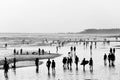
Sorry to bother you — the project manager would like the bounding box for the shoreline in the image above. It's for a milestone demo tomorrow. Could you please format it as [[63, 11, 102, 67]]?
[[0, 53, 62, 69]]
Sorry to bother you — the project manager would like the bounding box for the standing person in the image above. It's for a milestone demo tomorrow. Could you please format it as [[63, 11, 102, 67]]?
[[113, 48, 115, 54], [81, 58, 88, 71], [104, 53, 107, 66], [75, 55, 79, 69], [69, 57, 73, 69], [89, 58, 93, 71], [70, 46, 73, 52], [20, 48, 23, 55], [46, 59, 51, 73], [42, 49, 44, 55], [5, 43, 7, 48], [13, 57, 16, 69], [108, 53, 111, 66], [13, 49, 16, 55], [51, 60, 56, 72], [95, 42, 97, 48], [110, 48, 112, 54], [62, 57, 67, 68], [35, 58, 39, 72], [67, 57, 70, 69], [73, 46, 76, 52], [111, 53, 115, 67], [3, 57, 9, 77], [56, 46, 58, 53], [38, 48, 41, 55], [90, 44, 92, 50]]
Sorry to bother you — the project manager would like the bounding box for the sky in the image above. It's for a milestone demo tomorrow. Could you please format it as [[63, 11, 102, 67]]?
[[0, 0, 120, 33]]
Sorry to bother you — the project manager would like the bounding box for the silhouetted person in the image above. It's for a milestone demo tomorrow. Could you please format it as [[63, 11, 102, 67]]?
[[5, 43, 7, 48], [89, 58, 93, 71], [110, 48, 112, 54], [13, 49, 16, 55], [20, 48, 23, 55], [75, 56, 79, 69], [70, 46, 73, 52], [62, 57, 67, 68], [51, 60, 56, 72], [67, 57, 70, 69], [35, 58, 39, 72], [113, 48, 115, 54], [111, 53, 115, 67], [81, 58, 86, 71], [42, 49, 44, 55], [13, 57, 16, 69], [104, 53, 107, 66], [90, 44, 92, 50], [46, 59, 51, 73], [56, 46, 58, 53], [73, 46, 76, 52], [3, 57, 9, 77], [38, 48, 41, 55], [69, 57, 73, 69], [95, 42, 97, 48], [81, 58, 88, 71], [108, 53, 111, 66]]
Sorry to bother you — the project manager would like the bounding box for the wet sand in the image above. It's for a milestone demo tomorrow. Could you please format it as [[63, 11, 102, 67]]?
[[0, 53, 61, 69]]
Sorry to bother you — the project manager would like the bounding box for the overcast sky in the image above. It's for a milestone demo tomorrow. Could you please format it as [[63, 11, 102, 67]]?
[[0, 0, 120, 33]]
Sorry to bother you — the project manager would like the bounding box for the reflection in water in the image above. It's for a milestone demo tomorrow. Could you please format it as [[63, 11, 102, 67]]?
[[4, 72, 9, 80], [48, 72, 51, 78], [36, 68, 39, 73], [52, 72, 56, 78]]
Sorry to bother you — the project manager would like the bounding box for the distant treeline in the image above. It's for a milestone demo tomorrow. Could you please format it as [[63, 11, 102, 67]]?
[[78, 28, 120, 34]]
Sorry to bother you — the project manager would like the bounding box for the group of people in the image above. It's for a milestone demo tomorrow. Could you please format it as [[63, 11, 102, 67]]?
[[62, 55, 93, 71], [104, 48, 116, 67], [46, 59, 56, 73], [13, 48, 46, 55], [3, 57, 16, 75]]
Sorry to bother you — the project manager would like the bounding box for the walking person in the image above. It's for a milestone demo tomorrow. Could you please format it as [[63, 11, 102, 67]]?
[[38, 48, 41, 55], [89, 58, 93, 71], [20, 48, 23, 55], [108, 53, 111, 66], [51, 60, 56, 72], [3, 57, 9, 78], [75, 55, 79, 69], [111, 53, 115, 67], [73, 46, 76, 52], [81, 58, 89, 71], [67, 57, 70, 69], [46, 59, 51, 73], [70, 46, 73, 52], [62, 57, 67, 69], [104, 53, 107, 66], [69, 57, 73, 69], [13, 57, 16, 69], [35, 58, 39, 72], [113, 48, 115, 54]]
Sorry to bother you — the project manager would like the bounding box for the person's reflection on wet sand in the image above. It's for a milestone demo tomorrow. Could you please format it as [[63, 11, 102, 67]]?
[[36, 68, 39, 73], [52, 71, 56, 78], [48, 72, 51, 78], [12, 69, 16, 75], [4, 72, 8, 80]]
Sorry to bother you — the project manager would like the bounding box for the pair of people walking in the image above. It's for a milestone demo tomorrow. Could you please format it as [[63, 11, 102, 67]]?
[[46, 59, 56, 73], [81, 58, 93, 71]]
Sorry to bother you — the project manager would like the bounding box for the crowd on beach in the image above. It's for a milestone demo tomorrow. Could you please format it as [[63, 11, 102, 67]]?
[[2, 40, 116, 80], [13, 48, 49, 55], [45, 43, 116, 74]]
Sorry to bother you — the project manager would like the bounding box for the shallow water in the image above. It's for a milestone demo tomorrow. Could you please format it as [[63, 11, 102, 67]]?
[[0, 42, 120, 80]]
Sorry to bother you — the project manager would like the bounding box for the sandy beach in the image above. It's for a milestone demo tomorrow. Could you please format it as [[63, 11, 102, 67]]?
[[0, 52, 61, 69]]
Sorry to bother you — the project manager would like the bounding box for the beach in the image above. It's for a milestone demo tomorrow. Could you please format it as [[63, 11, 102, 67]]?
[[0, 33, 120, 80]]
